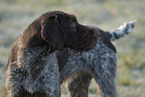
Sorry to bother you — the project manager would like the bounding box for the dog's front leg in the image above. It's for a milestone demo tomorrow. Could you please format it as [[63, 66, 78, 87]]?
[[41, 55, 61, 97]]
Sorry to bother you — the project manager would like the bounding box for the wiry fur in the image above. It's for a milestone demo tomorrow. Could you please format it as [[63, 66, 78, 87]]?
[[56, 21, 136, 97], [6, 11, 99, 97], [6, 42, 60, 97], [108, 21, 136, 41], [6, 18, 135, 97]]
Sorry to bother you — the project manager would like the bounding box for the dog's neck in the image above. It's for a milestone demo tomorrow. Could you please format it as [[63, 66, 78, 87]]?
[[16, 42, 56, 79]]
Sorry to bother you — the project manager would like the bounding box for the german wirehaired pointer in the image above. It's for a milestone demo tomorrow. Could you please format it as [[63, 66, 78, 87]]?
[[6, 11, 100, 97], [56, 21, 136, 97]]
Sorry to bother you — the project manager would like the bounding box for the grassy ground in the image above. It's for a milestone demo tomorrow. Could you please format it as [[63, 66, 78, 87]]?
[[0, 0, 145, 97]]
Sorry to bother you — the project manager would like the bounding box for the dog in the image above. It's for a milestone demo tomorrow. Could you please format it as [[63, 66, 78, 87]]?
[[56, 21, 136, 97], [6, 11, 100, 97]]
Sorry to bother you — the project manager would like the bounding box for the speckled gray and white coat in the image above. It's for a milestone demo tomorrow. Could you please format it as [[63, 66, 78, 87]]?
[[58, 35, 118, 97], [6, 21, 135, 97], [57, 21, 136, 97], [6, 42, 61, 97], [6, 10, 102, 97]]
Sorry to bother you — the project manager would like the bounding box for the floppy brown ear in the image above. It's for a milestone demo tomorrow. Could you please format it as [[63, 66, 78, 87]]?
[[41, 15, 65, 50]]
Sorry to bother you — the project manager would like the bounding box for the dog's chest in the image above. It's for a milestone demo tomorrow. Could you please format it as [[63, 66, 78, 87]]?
[[24, 52, 59, 93]]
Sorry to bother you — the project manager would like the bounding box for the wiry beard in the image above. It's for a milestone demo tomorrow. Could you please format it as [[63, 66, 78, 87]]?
[[73, 32, 98, 52]]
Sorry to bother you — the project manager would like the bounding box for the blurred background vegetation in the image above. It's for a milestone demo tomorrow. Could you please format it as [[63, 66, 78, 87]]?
[[0, 0, 145, 97]]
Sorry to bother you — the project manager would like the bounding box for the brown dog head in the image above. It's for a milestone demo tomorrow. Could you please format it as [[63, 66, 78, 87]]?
[[24, 11, 100, 51], [40, 11, 100, 51]]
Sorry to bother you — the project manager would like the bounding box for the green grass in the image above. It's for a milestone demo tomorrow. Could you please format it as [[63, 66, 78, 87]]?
[[0, 0, 145, 97]]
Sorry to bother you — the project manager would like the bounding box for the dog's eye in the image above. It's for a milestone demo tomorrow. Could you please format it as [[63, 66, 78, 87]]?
[[71, 22, 76, 28]]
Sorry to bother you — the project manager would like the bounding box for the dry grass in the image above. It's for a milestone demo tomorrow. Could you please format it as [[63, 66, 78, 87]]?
[[0, 0, 145, 97]]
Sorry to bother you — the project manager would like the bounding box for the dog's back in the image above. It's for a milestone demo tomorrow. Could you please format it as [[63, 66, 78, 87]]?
[[57, 21, 136, 97]]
